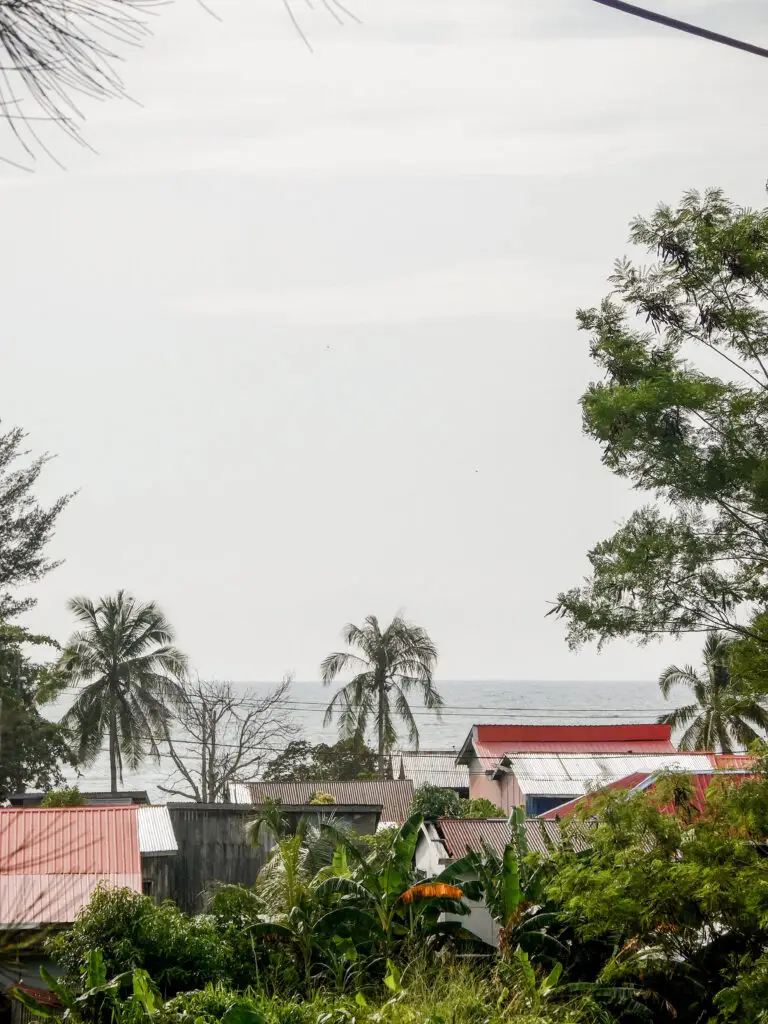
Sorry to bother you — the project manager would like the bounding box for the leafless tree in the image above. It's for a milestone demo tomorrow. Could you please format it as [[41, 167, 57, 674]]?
[[0, 0, 361, 168], [159, 677, 294, 803], [0, 0, 153, 167]]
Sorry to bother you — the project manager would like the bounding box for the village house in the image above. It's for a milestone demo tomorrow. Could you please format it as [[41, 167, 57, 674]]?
[[455, 723, 684, 814], [0, 804, 177, 1022]]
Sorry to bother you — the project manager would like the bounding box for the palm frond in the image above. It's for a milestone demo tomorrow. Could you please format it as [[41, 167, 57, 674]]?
[[658, 664, 700, 698]]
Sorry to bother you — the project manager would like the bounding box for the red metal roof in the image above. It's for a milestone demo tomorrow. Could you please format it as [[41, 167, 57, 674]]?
[[476, 724, 673, 744], [709, 753, 756, 769], [0, 807, 142, 925]]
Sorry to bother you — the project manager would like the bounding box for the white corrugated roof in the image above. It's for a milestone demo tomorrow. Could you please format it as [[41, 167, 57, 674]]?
[[137, 806, 177, 855], [505, 752, 714, 797], [396, 751, 468, 790]]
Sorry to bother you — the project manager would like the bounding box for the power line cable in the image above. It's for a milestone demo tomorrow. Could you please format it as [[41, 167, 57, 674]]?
[[591, 0, 768, 59]]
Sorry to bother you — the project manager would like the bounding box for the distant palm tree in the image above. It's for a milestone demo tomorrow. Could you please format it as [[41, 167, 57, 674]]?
[[60, 591, 188, 792], [657, 630, 768, 752], [321, 614, 441, 773]]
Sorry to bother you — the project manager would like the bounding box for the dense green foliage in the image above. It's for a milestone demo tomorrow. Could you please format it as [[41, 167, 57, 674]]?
[[37, 767, 768, 1024], [47, 886, 233, 996], [41, 786, 85, 806], [410, 784, 462, 819], [0, 422, 73, 620], [322, 615, 442, 769], [553, 187, 768, 664], [60, 591, 188, 792], [0, 623, 75, 798], [263, 739, 379, 782], [657, 630, 768, 750], [410, 785, 505, 820]]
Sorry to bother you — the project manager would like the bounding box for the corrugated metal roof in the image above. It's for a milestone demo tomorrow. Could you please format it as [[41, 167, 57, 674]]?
[[0, 807, 142, 926], [457, 724, 675, 770], [435, 817, 588, 859], [396, 751, 468, 790], [231, 780, 415, 823], [709, 753, 755, 769], [137, 806, 177, 854], [503, 752, 713, 797]]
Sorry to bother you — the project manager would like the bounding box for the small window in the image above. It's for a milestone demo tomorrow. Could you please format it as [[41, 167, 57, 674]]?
[[142, 879, 153, 896]]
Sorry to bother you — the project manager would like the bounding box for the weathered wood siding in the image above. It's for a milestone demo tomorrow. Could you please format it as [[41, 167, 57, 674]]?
[[166, 804, 381, 914], [166, 805, 269, 913], [141, 855, 172, 904]]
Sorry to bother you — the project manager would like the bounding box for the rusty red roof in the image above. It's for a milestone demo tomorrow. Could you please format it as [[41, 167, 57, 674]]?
[[231, 779, 414, 823], [0, 806, 142, 926]]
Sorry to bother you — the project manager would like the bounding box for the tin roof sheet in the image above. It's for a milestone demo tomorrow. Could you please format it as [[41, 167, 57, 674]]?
[[396, 751, 468, 790], [503, 752, 713, 797], [457, 724, 675, 770], [231, 779, 414, 823], [0, 807, 142, 925], [434, 817, 589, 859], [137, 806, 177, 854]]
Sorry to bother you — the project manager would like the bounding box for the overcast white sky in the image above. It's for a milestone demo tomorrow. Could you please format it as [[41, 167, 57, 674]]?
[[3, 0, 768, 682]]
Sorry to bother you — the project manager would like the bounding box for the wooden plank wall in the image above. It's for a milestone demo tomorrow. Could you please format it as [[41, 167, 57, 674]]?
[[166, 805, 271, 914]]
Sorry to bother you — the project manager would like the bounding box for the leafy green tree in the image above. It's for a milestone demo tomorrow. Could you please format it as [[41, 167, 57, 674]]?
[[460, 797, 506, 818], [410, 784, 462, 820], [553, 187, 768, 659], [0, 623, 75, 798], [545, 770, 768, 1023], [263, 738, 378, 781], [658, 630, 768, 751], [322, 615, 441, 771], [60, 591, 187, 792], [0, 422, 73, 620]]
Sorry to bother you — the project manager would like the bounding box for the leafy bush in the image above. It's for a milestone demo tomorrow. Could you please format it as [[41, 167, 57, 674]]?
[[410, 785, 461, 820], [41, 786, 85, 807], [310, 792, 336, 805], [459, 797, 505, 819], [47, 885, 232, 995]]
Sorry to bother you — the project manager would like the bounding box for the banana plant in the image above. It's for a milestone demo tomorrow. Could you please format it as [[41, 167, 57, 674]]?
[[12, 950, 156, 1024], [313, 814, 472, 954], [439, 809, 566, 963]]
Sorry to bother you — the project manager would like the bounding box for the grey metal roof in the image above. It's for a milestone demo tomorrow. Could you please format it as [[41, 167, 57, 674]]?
[[503, 752, 713, 797], [230, 780, 414, 823], [137, 805, 178, 855], [396, 751, 468, 790]]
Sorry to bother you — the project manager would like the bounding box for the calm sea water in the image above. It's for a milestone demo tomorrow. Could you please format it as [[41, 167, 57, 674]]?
[[54, 679, 673, 800]]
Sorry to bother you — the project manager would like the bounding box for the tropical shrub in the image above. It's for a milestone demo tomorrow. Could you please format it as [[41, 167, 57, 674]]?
[[41, 786, 85, 807], [410, 785, 461, 820], [459, 797, 506, 819], [47, 885, 231, 995]]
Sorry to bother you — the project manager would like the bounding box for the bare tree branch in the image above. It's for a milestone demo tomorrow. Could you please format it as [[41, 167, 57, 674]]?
[[160, 676, 295, 803]]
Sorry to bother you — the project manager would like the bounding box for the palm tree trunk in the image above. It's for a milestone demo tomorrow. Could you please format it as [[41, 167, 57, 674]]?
[[377, 673, 385, 776], [109, 709, 119, 794]]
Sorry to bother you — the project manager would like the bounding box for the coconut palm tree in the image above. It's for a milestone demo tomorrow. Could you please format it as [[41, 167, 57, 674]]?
[[60, 591, 187, 792], [321, 614, 441, 773], [657, 630, 768, 752]]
